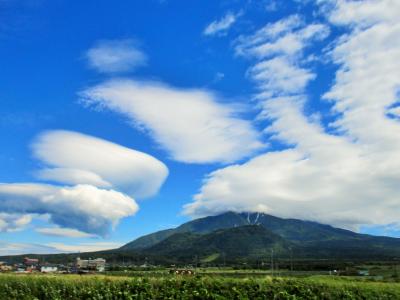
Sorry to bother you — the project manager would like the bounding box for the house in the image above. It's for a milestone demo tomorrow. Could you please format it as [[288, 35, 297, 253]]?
[[23, 257, 39, 271], [358, 270, 370, 276], [24, 257, 39, 267], [41, 266, 58, 273], [76, 257, 106, 272], [0, 262, 12, 272]]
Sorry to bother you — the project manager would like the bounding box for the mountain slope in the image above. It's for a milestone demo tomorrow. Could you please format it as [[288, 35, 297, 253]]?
[[121, 212, 363, 250], [146, 225, 290, 262], [121, 228, 176, 250], [120, 212, 247, 250]]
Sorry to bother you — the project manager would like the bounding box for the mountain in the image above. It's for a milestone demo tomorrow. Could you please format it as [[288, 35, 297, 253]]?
[[3, 212, 400, 264], [146, 225, 290, 262], [121, 212, 400, 260], [120, 212, 248, 250], [121, 211, 360, 250]]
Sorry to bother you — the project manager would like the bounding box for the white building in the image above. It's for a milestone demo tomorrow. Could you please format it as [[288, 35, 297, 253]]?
[[41, 266, 58, 273], [76, 257, 106, 272]]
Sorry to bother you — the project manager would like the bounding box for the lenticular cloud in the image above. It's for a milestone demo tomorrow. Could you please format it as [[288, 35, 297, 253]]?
[[0, 130, 168, 236], [0, 183, 138, 236], [32, 130, 168, 198]]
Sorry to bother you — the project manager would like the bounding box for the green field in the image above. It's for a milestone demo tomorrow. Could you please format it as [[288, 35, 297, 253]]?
[[1, 273, 400, 299]]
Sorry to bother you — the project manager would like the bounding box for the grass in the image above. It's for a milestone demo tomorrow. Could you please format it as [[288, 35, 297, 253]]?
[[1, 273, 400, 299]]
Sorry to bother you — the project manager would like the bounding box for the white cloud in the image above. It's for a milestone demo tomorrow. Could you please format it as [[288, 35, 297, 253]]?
[[235, 15, 304, 54], [47, 242, 123, 253], [203, 12, 240, 36], [86, 39, 147, 73], [0, 183, 138, 236], [185, 2, 400, 231], [250, 57, 315, 95], [32, 130, 168, 198], [235, 15, 328, 98], [12, 130, 157, 238], [237, 22, 329, 59], [213, 72, 225, 83], [265, 1, 279, 12], [36, 227, 96, 238], [388, 106, 400, 118], [0, 130, 167, 236], [0, 241, 123, 255], [0, 241, 61, 256], [81, 79, 263, 164], [36, 168, 112, 188], [0, 213, 32, 232], [326, 0, 400, 28]]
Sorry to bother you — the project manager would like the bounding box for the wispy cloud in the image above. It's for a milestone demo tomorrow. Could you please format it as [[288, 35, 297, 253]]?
[[0, 213, 31, 232], [0, 241, 60, 256], [81, 79, 264, 164], [203, 11, 240, 36], [265, 0, 279, 12], [185, 1, 400, 231], [86, 39, 147, 74], [46, 242, 123, 253], [0, 112, 53, 128], [0, 241, 123, 255], [36, 227, 96, 238]]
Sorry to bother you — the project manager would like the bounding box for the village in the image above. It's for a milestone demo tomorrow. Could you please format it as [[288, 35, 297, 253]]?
[[0, 257, 106, 274]]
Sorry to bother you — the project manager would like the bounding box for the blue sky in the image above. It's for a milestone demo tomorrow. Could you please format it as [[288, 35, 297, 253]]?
[[1, 0, 400, 254]]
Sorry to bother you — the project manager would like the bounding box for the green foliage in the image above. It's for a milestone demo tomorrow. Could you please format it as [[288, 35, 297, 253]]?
[[1, 274, 400, 300]]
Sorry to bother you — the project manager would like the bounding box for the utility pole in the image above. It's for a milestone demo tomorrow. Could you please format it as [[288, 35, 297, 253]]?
[[271, 249, 274, 276], [290, 247, 293, 272], [194, 255, 198, 270]]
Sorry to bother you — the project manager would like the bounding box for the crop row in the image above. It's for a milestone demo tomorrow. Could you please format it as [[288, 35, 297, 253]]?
[[0, 275, 399, 299]]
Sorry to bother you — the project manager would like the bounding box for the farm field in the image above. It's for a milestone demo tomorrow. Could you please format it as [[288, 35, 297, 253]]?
[[1, 273, 400, 299]]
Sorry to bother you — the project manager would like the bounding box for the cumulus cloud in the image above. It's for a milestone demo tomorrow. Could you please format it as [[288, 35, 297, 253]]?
[[203, 11, 240, 36], [81, 80, 263, 164], [32, 130, 168, 198], [185, 1, 400, 230], [86, 39, 147, 73], [0, 183, 138, 236], [36, 227, 96, 238]]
